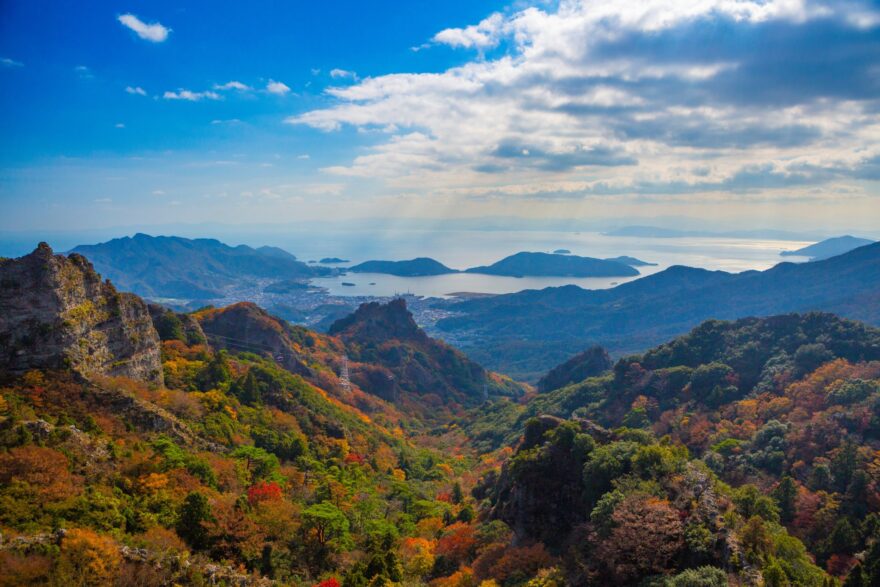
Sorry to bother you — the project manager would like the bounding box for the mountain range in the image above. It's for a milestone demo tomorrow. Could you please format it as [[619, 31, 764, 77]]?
[[436, 241, 880, 381], [69, 233, 329, 300], [2, 241, 880, 585]]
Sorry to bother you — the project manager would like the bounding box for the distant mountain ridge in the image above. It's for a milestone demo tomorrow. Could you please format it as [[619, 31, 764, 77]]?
[[781, 235, 875, 261], [70, 233, 328, 300], [436, 241, 880, 380]]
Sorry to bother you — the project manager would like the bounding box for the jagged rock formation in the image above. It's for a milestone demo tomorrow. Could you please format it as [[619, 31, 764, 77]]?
[[329, 298, 524, 408], [0, 243, 163, 384]]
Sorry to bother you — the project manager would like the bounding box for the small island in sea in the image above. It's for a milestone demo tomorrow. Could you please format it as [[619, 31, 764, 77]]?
[[464, 251, 640, 277], [348, 257, 458, 276], [320, 257, 350, 264]]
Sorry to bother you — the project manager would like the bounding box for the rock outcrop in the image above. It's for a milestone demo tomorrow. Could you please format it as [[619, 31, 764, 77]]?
[[0, 243, 163, 384], [195, 302, 313, 377], [329, 298, 525, 409]]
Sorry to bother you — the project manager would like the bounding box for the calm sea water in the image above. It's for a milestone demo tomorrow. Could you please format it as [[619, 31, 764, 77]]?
[[1, 228, 813, 299], [277, 230, 811, 298]]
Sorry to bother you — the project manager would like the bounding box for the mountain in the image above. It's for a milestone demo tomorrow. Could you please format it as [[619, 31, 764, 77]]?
[[328, 298, 525, 414], [470, 313, 880, 583], [781, 235, 875, 261], [69, 233, 328, 299], [436, 241, 880, 380], [348, 257, 457, 276], [0, 252, 471, 585], [465, 251, 639, 278], [0, 243, 162, 384], [535, 345, 611, 392]]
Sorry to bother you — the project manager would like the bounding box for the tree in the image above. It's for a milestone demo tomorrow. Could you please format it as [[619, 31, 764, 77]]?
[[54, 528, 121, 586], [176, 491, 214, 551], [740, 516, 773, 564], [302, 501, 352, 572], [197, 350, 231, 391], [773, 477, 798, 524], [594, 495, 684, 583], [666, 566, 728, 587], [400, 537, 435, 579]]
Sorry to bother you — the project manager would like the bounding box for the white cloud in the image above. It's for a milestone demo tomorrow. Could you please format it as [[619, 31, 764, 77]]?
[[266, 80, 290, 95], [288, 0, 880, 203], [297, 154, 311, 160], [1, 57, 23, 68], [211, 118, 242, 125], [125, 86, 147, 96], [163, 89, 221, 101], [94, 198, 112, 203], [433, 13, 505, 49], [330, 69, 357, 80], [214, 80, 251, 91], [118, 13, 170, 43], [152, 190, 166, 196], [115, 123, 125, 128]]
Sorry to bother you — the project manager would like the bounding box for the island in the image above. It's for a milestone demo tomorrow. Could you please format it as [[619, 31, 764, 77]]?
[[553, 249, 571, 254], [348, 258, 458, 276], [604, 255, 657, 267], [319, 257, 350, 264], [781, 235, 875, 261], [464, 251, 640, 277]]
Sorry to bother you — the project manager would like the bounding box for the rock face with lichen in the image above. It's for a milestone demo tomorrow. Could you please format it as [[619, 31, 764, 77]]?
[[0, 243, 163, 384]]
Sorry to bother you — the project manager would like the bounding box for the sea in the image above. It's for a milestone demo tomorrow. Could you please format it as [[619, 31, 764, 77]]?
[[0, 228, 813, 300]]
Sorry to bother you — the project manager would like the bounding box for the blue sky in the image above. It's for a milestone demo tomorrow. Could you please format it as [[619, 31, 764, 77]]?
[[1, 0, 879, 233]]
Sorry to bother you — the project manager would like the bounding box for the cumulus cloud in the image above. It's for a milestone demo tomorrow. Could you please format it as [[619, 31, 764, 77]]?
[[125, 86, 147, 96], [288, 0, 880, 202], [266, 80, 290, 95], [1, 57, 23, 68], [433, 13, 506, 49], [214, 80, 251, 91], [163, 89, 221, 101], [118, 14, 170, 42]]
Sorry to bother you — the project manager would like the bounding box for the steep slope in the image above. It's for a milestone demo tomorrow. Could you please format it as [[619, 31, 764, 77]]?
[[0, 249, 482, 586], [0, 243, 162, 384], [465, 251, 639, 277], [70, 233, 329, 299], [466, 313, 880, 584], [329, 299, 525, 414], [437, 241, 880, 380]]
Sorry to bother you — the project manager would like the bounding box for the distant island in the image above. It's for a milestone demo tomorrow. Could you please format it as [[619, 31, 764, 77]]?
[[553, 249, 571, 254], [348, 257, 458, 276], [781, 235, 875, 261], [465, 252, 639, 278], [605, 255, 658, 267], [319, 257, 350, 264]]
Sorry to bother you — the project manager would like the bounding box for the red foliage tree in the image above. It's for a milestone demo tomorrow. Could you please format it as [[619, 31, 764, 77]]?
[[247, 480, 283, 505]]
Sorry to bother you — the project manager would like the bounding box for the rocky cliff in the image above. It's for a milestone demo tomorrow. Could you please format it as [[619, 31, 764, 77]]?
[[329, 298, 525, 409], [0, 243, 163, 384]]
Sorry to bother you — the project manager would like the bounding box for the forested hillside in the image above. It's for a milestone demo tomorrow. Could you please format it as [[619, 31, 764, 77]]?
[[2, 244, 880, 586]]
